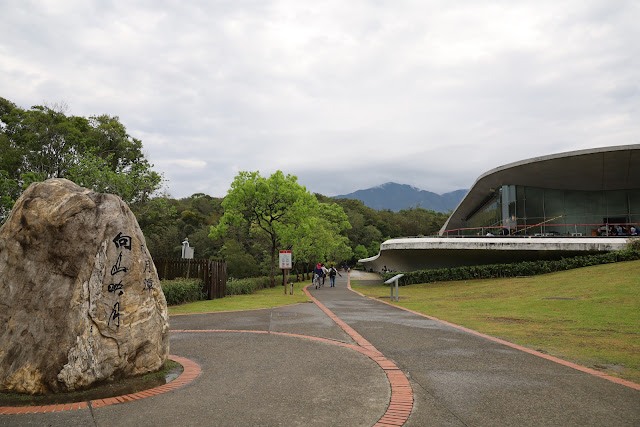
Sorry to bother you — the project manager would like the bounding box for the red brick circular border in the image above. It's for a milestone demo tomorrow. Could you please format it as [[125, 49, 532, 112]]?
[[0, 354, 201, 415]]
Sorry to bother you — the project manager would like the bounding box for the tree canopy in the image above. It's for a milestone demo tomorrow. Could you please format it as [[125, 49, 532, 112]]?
[[145, 189, 448, 279], [0, 97, 163, 224], [0, 97, 452, 280], [210, 170, 351, 287]]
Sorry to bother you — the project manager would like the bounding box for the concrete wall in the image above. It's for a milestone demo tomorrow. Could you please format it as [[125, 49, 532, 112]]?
[[360, 237, 631, 273]]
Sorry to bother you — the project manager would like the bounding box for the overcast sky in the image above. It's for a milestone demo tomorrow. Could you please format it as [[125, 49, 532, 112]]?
[[2, 0, 638, 199]]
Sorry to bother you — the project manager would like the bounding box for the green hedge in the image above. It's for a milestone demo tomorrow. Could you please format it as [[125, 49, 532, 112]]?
[[382, 249, 640, 287], [226, 276, 272, 295], [161, 278, 206, 305]]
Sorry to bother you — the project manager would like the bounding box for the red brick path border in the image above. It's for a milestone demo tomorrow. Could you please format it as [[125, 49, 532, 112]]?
[[303, 277, 414, 427], [169, 329, 413, 427], [0, 354, 201, 415]]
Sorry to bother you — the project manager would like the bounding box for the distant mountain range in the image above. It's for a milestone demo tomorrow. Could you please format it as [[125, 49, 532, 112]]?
[[335, 182, 468, 213]]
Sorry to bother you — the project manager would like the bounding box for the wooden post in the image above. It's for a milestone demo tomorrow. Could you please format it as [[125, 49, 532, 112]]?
[[283, 269, 287, 294]]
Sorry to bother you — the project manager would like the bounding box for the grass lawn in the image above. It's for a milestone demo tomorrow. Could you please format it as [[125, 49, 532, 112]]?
[[168, 282, 311, 315], [352, 260, 640, 384]]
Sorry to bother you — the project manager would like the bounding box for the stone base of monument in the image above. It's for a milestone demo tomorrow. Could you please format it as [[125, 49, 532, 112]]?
[[0, 360, 183, 407]]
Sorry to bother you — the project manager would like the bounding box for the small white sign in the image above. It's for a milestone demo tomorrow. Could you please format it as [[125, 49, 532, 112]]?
[[279, 250, 292, 269], [183, 246, 194, 259], [182, 239, 194, 259]]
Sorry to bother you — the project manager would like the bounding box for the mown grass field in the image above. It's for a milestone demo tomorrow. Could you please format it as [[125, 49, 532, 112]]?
[[168, 282, 311, 315], [352, 260, 640, 383]]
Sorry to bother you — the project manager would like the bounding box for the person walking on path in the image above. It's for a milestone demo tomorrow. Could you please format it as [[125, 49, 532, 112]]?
[[321, 263, 329, 286], [328, 264, 341, 287], [313, 263, 324, 289]]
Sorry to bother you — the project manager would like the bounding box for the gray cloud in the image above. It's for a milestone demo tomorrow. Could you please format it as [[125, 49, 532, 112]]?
[[2, 0, 638, 199]]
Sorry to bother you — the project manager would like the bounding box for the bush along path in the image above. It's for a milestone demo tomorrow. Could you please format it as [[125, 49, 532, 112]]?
[[383, 248, 640, 286]]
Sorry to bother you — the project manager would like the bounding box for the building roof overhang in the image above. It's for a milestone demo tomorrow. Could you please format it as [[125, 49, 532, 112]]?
[[441, 145, 640, 233]]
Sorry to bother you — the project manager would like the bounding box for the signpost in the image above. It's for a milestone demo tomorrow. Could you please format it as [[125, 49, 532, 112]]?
[[279, 250, 292, 294], [384, 274, 404, 302], [182, 238, 194, 278], [181, 238, 194, 259]]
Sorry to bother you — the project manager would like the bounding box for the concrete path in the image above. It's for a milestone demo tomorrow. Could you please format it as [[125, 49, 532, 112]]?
[[332, 271, 640, 426], [2, 271, 639, 426]]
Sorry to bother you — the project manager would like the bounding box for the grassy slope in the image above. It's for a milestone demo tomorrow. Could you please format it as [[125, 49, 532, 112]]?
[[168, 282, 311, 315], [352, 260, 640, 383]]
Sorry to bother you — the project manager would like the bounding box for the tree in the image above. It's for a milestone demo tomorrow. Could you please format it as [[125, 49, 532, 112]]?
[[0, 170, 19, 222], [85, 114, 146, 171], [219, 239, 261, 278], [282, 201, 352, 273], [353, 244, 369, 262], [65, 151, 163, 214], [282, 211, 350, 278], [0, 97, 165, 226], [210, 171, 318, 287], [368, 241, 382, 257]]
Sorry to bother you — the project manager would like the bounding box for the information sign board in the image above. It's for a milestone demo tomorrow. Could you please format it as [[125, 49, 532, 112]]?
[[279, 250, 292, 269]]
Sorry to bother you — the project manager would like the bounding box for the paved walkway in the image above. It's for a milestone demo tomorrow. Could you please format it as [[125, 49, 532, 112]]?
[[3, 272, 640, 426]]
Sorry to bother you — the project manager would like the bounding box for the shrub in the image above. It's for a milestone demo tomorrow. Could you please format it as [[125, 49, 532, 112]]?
[[161, 278, 206, 305], [383, 249, 640, 286], [226, 276, 271, 295], [627, 238, 640, 251]]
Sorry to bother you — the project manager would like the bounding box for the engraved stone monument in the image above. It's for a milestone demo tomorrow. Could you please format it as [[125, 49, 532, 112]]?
[[0, 178, 169, 394]]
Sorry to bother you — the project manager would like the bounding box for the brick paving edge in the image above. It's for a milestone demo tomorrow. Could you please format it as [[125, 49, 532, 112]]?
[[0, 354, 201, 415], [304, 278, 414, 426]]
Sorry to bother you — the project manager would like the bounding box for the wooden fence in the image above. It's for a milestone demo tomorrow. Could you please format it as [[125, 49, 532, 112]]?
[[154, 258, 227, 299]]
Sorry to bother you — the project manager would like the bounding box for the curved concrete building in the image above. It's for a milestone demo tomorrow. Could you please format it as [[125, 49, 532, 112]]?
[[361, 145, 640, 272], [442, 145, 640, 235]]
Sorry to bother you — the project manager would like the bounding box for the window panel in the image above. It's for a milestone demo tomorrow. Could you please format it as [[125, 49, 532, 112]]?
[[606, 190, 629, 220], [544, 189, 564, 218], [627, 190, 640, 215], [524, 186, 544, 223]]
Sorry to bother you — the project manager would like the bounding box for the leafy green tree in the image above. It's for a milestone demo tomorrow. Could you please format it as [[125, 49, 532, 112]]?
[[368, 241, 382, 257], [211, 170, 335, 287], [219, 239, 261, 278], [85, 114, 146, 171], [0, 170, 19, 223], [353, 244, 369, 262], [145, 224, 183, 258], [65, 151, 162, 213], [284, 202, 352, 269], [16, 103, 81, 179], [0, 97, 164, 227], [283, 207, 352, 277]]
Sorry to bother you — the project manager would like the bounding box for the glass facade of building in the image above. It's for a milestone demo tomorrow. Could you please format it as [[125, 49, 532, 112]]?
[[463, 185, 640, 236]]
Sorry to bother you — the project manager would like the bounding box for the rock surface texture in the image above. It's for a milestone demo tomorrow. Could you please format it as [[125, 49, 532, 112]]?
[[0, 179, 169, 394]]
